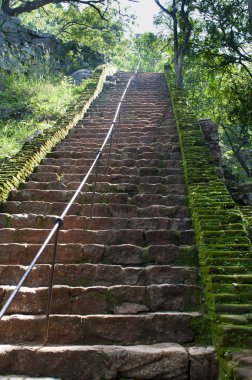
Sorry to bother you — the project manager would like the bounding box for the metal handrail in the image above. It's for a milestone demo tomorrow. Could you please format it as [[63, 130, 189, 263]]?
[[0, 63, 140, 344]]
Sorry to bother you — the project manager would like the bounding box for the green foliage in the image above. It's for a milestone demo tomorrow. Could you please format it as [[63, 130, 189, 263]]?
[[0, 60, 87, 158], [20, 3, 134, 69]]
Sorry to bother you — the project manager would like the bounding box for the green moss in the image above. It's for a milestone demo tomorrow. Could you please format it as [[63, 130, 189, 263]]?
[[191, 315, 212, 345], [0, 65, 116, 206], [165, 67, 252, 379], [3, 214, 12, 228]]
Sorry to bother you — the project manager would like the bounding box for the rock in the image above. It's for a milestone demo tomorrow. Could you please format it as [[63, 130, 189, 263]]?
[[188, 346, 218, 380], [70, 69, 94, 85], [0, 13, 103, 73], [0, 344, 190, 380], [113, 302, 149, 314]]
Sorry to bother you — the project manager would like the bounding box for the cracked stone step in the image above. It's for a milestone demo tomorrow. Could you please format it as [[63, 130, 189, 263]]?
[[0, 264, 198, 287], [0, 312, 203, 345], [0, 344, 218, 380], [0, 243, 198, 266], [0, 283, 201, 315]]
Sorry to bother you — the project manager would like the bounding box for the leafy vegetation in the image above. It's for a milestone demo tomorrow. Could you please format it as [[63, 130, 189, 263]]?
[[155, 0, 251, 183], [0, 0, 251, 185], [0, 57, 94, 158]]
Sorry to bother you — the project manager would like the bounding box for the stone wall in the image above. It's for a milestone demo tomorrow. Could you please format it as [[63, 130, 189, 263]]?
[[165, 66, 252, 380], [0, 12, 103, 72]]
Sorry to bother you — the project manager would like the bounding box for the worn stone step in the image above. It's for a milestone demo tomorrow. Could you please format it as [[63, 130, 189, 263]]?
[[34, 165, 181, 177], [0, 264, 198, 287], [28, 172, 185, 186], [9, 190, 187, 208], [29, 172, 141, 185], [0, 283, 201, 315], [47, 150, 181, 161], [21, 181, 187, 196], [0, 227, 195, 246], [1, 202, 190, 218], [0, 377, 60, 380], [52, 143, 181, 154], [0, 214, 192, 231], [0, 243, 198, 266], [41, 157, 181, 169], [57, 135, 179, 145], [1, 201, 134, 217], [70, 125, 178, 134], [130, 194, 188, 207], [0, 344, 218, 380], [0, 312, 203, 344], [9, 190, 129, 204]]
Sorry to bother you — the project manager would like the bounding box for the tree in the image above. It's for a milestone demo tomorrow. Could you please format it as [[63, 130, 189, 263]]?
[[0, 0, 137, 17], [133, 32, 168, 72], [194, 0, 252, 78], [154, 0, 194, 87]]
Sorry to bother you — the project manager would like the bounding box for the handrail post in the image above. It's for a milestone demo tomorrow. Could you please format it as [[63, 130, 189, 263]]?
[[90, 151, 102, 220], [107, 130, 114, 175], [43, 217, 63, 345]]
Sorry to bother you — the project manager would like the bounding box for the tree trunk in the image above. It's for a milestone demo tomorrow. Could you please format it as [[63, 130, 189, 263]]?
[[174, 53, 183, 88], [249, 0, 252, 36]]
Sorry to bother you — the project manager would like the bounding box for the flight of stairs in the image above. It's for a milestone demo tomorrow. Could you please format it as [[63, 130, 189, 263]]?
[[0, 72, 218, 379]]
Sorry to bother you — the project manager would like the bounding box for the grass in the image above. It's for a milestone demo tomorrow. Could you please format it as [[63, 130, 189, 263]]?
[[0, 60, 89, 159]]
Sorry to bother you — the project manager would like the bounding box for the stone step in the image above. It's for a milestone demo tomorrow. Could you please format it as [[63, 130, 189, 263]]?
[[0, 227, 195, 246], [0, 283, 201, 315], [0, 264, 198, 287], [47, 149, 181, 160], [52, 142, 181, 151], [0, 377, 60, 380], [21, 181, 187, 195], [71, 125, 178, 134], [28, 172, 185, 185], [1, 202, 190, 218], [0, 312, 203, 345], [0, 344, 218, 380], [41, 157, 181, 169], [0, 214, 192, 231], [56, 135, 179, 144], [0, 243, 198, 266], [34, 165, 182, 177], [47, 150, 181, 160], [9, 190, 188, 208], [9, 190, 128, 204]]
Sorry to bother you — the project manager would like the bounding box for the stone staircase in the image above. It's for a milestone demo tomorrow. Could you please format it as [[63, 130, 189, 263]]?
[[0, 72, 218, 379]]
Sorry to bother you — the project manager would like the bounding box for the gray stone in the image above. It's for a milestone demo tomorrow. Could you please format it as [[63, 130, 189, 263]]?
[[188, 346, 218, 380], [113, 302, 149, 314], [0, 344, 190, 380], [70, 69, 94, 85]]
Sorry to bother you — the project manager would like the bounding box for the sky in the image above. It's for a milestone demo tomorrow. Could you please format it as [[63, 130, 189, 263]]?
[[119, 0, 160, 34]]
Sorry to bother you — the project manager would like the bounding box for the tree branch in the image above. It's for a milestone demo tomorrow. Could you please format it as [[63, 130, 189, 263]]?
[[3, 0, 106, 16]]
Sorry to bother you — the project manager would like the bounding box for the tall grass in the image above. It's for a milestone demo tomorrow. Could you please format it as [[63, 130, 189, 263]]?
[[0, 51, 87, 158]]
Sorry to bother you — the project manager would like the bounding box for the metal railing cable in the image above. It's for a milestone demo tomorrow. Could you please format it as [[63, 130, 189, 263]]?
[[0, 63, 140, 344]]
